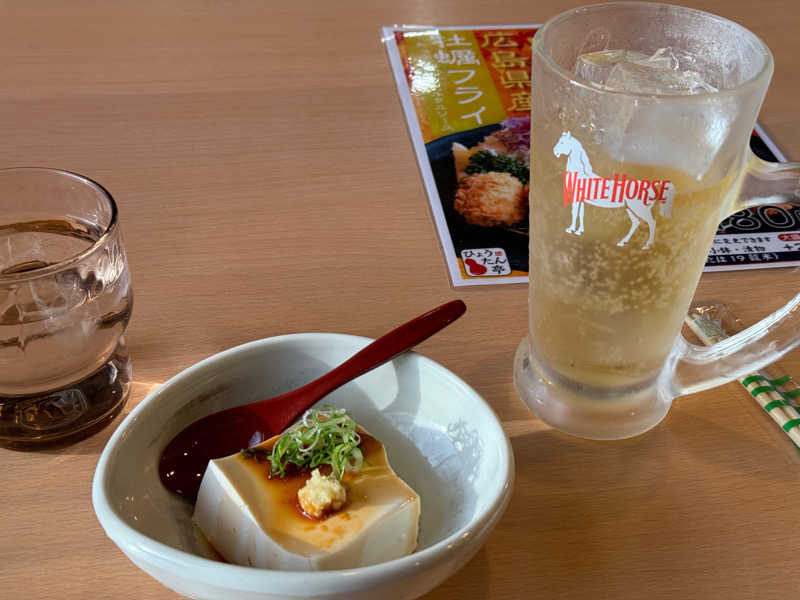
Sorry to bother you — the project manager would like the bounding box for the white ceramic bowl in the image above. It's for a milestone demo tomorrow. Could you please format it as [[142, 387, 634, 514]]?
[[92, 333, 514, 600]]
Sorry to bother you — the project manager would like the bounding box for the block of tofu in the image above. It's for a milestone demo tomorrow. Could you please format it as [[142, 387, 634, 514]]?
[[193, 430, 420, 570]]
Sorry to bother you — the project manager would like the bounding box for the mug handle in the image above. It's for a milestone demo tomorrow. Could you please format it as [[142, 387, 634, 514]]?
[[668, 152, 800, 396]]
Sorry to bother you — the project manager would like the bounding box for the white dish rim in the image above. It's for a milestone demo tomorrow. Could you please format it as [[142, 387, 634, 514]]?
[[92, 332, 515, 593]]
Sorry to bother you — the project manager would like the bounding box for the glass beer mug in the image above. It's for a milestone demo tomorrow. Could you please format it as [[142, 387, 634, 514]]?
[[514, 2, 800, 439]]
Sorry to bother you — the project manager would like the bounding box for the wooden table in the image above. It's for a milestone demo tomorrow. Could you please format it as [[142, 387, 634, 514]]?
[[1, 1, 798, 598]]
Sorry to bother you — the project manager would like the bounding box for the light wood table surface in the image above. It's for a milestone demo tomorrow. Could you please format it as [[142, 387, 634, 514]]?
[[1, 1, 799, 599]]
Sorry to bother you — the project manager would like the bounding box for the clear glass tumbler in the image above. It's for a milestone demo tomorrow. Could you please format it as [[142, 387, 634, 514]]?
[[514, 2, 800, 439], [0, 168, 133, 447]]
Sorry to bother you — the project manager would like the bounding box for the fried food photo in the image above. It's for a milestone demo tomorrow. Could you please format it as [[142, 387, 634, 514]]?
[[451, 117, 531, 228], [454, 172, 527, 227]]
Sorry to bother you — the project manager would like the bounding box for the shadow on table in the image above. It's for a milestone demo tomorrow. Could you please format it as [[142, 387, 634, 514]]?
[[0, 380, 160, 457], [426, 406, 797, 598], [510, 404, 790, 487], [420, 547, 491, 599]]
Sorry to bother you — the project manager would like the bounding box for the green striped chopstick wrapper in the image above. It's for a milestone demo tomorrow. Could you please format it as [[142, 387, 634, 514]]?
[[685, 306, 800, 448]]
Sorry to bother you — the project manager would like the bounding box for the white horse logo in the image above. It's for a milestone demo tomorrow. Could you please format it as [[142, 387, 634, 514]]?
[[552, 131, 675, 250]]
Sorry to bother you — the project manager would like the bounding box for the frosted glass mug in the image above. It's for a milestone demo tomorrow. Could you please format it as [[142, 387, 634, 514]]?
[[514, 2, 800, 439]]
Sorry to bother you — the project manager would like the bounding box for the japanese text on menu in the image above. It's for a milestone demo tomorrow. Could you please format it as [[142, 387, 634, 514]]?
[[398, 29, 535, 143]]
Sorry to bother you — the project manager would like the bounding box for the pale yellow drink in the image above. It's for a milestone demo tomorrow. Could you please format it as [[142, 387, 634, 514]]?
[[516, 3, 796, 441], [529, 148, 739, 389]]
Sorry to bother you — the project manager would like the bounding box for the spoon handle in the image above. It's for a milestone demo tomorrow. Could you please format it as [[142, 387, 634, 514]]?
[[266, 299, 467, 428]]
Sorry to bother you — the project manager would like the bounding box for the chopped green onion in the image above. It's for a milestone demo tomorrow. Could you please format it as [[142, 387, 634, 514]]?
[[239, 448, 269, 462], [465, 150, 529, 185], [267, 406, 363, 480]]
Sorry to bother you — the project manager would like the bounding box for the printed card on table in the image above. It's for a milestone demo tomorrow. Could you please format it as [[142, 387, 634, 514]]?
[[382, 24, 800, 286]]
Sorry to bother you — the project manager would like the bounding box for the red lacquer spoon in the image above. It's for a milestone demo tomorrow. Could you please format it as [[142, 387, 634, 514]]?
[[159, 299, 467, 500]]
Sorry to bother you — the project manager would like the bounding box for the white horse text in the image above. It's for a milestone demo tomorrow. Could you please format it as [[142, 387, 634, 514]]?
[[562, 172, 673, 207], [553, 131, 675, 250]]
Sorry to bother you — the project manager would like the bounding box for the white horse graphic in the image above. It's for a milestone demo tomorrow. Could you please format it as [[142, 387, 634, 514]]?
[[552, 131, 675, 250]]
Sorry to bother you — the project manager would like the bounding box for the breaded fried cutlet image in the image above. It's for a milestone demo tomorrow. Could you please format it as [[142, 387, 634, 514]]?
[[454, 172, 528, 226]]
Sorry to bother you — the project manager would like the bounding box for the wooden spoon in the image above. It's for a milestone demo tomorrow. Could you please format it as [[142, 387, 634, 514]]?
[[159, 300, 466, 499]]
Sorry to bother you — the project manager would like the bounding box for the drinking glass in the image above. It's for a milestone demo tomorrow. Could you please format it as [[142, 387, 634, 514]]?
[[514, 2, 800, 439], [0, 168, 133, 446]]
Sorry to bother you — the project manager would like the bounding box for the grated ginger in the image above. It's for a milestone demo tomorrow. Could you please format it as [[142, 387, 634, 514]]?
[[297, 468, 346, 519]]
